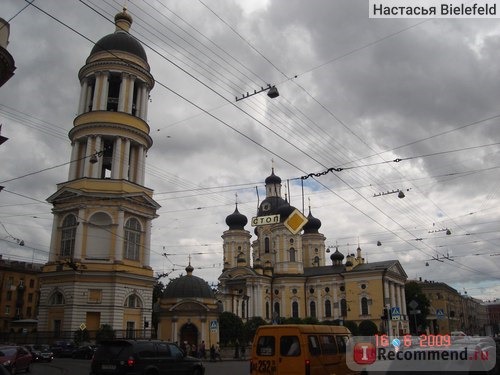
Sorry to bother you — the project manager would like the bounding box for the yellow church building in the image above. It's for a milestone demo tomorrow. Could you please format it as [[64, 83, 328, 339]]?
[[217, 169, 410, 334]]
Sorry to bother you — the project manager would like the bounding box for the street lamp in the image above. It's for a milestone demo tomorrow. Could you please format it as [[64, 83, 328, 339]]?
[[235, 84, 279, 102]]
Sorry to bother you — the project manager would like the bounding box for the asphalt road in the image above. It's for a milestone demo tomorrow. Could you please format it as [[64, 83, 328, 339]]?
[[30, 357, 250, 375]]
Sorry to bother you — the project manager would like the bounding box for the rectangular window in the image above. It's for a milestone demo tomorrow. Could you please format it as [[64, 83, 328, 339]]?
[[28, 293, 33, 303], [256, 336, 275, 356], [88, 289, 102, 304], [124, 231, 140, 260], [26, 307, 32, 318], [5, 305, 10, 315], [280, 336, 300, 356], [6, 291, 12, 301], [308, 335, 321, 356], [29, 279, 35, 288], [126, 321, 135, 339], [319, 335, 337, 355]]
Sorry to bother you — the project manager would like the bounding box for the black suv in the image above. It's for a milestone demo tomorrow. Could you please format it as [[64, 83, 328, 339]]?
[[90, 340, 204, 375]]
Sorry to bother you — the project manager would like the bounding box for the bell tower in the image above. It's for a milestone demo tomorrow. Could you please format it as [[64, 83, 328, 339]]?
[[38, 9, 160, 335]]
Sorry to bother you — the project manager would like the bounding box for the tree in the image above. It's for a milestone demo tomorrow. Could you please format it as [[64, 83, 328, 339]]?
[[358, 320, 379, 336], [95, 324, 116, 343], [73, 328, 90, 346], [405, 281, 431, 334], [152, 280, 165, 331], [343, 321, 359, 335], [243, 316, 267, 343], [219, 312, 243, 346]]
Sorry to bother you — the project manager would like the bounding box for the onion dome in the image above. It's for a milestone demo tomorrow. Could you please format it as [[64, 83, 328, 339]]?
[[163, 264, 214, 299], [225, 205, 247, 230], [89, 9, 148, 62], [303, 209, 321, 233], [330, 248, 344, 262], [276, 200, 295, 221], [265, 168, 281, 185]]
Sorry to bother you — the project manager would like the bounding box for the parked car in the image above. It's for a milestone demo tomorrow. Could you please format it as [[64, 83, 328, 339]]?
[[72, 345, 96, 359], [50, 340, 75, 358], [0, 346, 32, 374], [90, 340, 204, 375], [0, 365, 10, 375], [26, 344, 54, 362]]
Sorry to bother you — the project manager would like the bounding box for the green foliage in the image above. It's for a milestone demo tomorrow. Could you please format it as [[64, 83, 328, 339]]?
[[343, 321, 359, 335], [358, 320, 379, 336], [95, 324, 116, 343], [73, 328, 90, 345], [405, 281, 431, 333], [243, 316, 267, 343], [219, 312, 244, 346], [281, 317, 303, 324]]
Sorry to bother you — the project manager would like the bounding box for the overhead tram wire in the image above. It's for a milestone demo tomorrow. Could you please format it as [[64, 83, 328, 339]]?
[[26, 2, 496, 278], [194, 1, 443, 232]]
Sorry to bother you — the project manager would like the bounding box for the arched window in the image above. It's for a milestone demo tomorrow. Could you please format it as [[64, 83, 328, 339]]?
[[274, 302, 280, 318], [325, 300, 332, 318], [124, 294, 142, 308], [60, 214, 77, 257], [289, 247, 296, 262], [310, 301, 316, 318], [292, 301, 299, 318], [50, 291, 65, 305], [361, 297, 369, 315], [264, 237, 270, 253], [341, 298, 347, 317], [124, 218, 141, 260]]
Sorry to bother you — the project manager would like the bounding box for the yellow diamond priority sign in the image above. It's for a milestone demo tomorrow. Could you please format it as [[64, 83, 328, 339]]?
[[284, 209, 308, 234]]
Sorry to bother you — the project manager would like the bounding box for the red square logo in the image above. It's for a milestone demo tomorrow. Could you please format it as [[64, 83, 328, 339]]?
[[353, 342, 376, 365]]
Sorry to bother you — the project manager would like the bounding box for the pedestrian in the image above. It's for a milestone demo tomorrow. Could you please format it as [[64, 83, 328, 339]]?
[[200, 340, 206, 359], [215, 342, 222, 361], [210, 345, 216, 362]]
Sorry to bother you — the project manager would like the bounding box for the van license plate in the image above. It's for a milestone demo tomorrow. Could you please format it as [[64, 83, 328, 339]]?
[[102, 364, 116, 370]]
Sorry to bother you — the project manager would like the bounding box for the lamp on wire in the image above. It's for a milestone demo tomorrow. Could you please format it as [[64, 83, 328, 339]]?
[[235, 84, 279, 102], [89, 150, 103, 164]]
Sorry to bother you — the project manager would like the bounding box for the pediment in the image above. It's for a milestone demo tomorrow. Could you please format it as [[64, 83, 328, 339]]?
[[219, 266, 257, 280], [387, 261, 408, 279]]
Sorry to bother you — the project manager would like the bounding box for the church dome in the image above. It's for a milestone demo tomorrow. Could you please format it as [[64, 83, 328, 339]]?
[[330, 248, 344, 262], [276, 201, 295, 221], [163, 265, 214, 299], [303, 210, 321, 233], [265, 169, 281, 184], [89, 9, 148, 62], [225, 205, 247, 230]]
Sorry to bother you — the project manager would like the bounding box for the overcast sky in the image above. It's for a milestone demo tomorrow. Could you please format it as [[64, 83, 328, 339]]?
[[1, 0, 499, 302]]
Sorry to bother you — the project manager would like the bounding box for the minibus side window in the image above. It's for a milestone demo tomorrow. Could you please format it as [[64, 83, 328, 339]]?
[[257, 336, 275, 356], [319, 335, 338, 354], [280, 336, 300, 356], [336, 335, 348, 353], [308, 335, 321, 356]]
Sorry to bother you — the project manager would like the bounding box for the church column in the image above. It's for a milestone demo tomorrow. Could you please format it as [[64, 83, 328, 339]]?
[[171, 319, 178, 343], [92, 136, 102, 178], [333, 285, 339, 318], [384, 280, 390, 306], [396, 285, 402, 312], [115, 210, 125, 261], [117, 73, 129, 112], [401, 286, 407, 316], [390, 282, 396, 308], [73, 207, 85, 260], [49, 214, 59, 262], [125, 75, 136, 114], [137, 146, 146, 185], [68, 140, 79, 180], [121, 138, 130, 180], [92, 71, 106, 111], [111, 137, 122, 179], [135, 82, 143, 117], [128, 145, 137, 183], [77, 77, 89, 115], [140, 85, 148, 120], [99, 71, 110, 110], [84, 136, 94, 178], [143, 219, 151, 266]]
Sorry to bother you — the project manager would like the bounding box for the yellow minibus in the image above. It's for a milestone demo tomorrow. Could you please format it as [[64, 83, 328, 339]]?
[[250, 324, 359, 375]]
